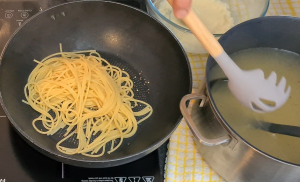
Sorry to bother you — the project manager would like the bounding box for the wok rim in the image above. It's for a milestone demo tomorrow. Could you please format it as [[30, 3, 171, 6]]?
[[0, 0, 192, 166]]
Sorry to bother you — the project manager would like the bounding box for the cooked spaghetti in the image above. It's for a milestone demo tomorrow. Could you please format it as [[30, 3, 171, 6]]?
[[23, 45, 153, 157]]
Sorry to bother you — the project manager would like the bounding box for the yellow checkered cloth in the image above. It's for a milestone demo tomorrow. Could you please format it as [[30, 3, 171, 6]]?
[[164, 1, 300, 181]]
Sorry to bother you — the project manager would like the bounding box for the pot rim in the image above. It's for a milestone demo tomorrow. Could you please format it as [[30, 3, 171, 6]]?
[[205, 16, 300, 168]]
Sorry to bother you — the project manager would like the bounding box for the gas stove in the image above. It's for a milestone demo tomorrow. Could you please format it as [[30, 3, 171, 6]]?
[[0, 1, 167, 182]]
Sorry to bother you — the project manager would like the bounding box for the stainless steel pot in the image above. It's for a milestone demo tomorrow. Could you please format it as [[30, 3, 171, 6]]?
[[180, 16, 300, 182]]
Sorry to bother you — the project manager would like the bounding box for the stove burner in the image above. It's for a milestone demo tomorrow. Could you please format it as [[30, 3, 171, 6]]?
[[0, 1, 167, 182], [0, 113, 165, 181]]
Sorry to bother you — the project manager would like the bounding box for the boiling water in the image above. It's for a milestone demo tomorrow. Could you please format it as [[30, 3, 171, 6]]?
[[210, 48, 300, 164]]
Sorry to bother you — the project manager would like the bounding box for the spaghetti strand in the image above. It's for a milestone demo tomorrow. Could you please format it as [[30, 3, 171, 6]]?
[[23, 45, 153, 157]]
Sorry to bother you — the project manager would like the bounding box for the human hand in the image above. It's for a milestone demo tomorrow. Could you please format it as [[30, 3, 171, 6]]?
[[172, 0, 192, 19]]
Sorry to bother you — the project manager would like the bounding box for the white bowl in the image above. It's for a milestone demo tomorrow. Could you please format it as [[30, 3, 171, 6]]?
[[146, 0, 270, 54]]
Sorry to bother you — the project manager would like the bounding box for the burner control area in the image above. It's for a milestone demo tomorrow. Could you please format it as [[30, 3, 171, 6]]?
[[0, 1, 40, 51], [0, 1, 40, 27]]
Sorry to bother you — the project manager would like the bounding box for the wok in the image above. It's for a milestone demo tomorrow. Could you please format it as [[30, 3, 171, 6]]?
[[0, 1, 192, 168]]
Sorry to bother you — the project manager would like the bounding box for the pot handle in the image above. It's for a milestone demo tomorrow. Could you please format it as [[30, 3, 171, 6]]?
[[180, 93, 231, 146]]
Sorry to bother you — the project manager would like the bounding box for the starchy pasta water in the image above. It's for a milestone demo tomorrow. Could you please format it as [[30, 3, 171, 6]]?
[[210, 48, 300, 164]]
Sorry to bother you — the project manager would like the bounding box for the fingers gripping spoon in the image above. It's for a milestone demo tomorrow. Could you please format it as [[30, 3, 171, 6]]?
[[168, 0, 291, 113]]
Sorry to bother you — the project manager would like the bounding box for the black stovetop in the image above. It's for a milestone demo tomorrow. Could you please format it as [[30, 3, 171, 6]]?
[[0, 1, 168, 182]]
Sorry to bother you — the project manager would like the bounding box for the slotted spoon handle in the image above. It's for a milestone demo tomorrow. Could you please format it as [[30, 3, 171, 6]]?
[[167, 0, 242, 78], [167, 0, 223, 57]]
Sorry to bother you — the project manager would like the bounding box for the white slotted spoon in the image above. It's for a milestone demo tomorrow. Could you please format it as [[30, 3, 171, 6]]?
[[168, 0, 291, 113]]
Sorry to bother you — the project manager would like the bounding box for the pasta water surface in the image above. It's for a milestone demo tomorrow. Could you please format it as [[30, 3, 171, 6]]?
[[210, 48, 300, 164]]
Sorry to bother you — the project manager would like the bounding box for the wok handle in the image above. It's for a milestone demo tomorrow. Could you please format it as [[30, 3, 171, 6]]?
[[180, 93, 231, 146]]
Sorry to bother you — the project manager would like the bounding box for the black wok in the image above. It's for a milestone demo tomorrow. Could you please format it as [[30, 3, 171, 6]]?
[[0, 1, 192, 167]]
